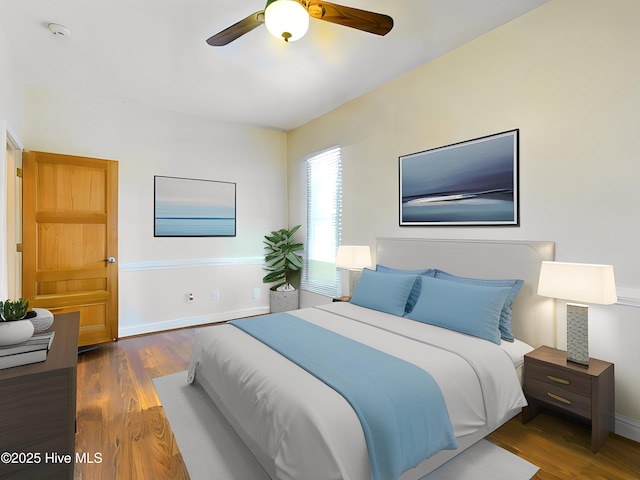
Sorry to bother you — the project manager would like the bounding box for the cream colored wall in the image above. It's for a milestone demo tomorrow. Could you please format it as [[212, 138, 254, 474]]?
[[288, 0, 640, 434], [23, 85, 287, 336]]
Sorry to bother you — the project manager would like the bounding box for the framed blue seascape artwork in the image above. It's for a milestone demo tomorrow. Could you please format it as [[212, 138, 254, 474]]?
[[399, 129, 519, 226], [154, 176, 236, 237]]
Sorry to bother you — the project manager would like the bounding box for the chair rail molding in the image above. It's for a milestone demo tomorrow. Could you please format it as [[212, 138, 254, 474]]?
[[119, 256, 264, 272], [616, 287, 640, 308]]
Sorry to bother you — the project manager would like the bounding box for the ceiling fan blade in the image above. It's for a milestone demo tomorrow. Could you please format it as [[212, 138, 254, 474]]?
[[304, 1, 393, 36], [206, 11, 265, 46]]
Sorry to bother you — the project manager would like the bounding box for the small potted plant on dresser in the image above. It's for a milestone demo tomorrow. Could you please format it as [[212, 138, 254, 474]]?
[[0, 299, 34, 346], [263, 225, 304, 313]]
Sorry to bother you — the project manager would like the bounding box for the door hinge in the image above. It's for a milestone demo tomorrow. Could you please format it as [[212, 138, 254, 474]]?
[[16, 168, 22, 178], [16, 243, 22, 253]]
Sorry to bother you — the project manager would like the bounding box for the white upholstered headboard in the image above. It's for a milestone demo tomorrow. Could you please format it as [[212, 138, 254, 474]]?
[[376, 238, 555, 348]]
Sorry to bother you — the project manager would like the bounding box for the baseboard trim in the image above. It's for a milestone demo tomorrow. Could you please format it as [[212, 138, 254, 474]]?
[[118, 307, 269, 338], [616, 414, 640, 443]]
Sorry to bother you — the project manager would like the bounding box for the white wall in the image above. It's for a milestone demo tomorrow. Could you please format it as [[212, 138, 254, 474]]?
[[23, 85, 287, 335], [0, 29, 22, 137], [0, 29, 24, 299], [288, 0, 640, 435]]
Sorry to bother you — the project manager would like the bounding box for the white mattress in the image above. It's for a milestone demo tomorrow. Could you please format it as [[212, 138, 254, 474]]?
[[187, 303, 527, 480]]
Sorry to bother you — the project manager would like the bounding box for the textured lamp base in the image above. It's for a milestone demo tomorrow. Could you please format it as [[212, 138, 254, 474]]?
[[567, 303, 589, 366], [348, 269, 363, 297]]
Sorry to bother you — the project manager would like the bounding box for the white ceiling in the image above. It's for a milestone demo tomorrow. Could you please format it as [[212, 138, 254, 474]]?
[[0, 0, 548, 131]]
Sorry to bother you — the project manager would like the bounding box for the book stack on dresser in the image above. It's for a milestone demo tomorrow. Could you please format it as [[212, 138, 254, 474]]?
[[0, 331, 55, 370]]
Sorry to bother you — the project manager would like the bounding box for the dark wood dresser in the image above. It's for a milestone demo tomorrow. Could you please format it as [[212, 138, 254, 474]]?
[[0, 312, 80, 479]]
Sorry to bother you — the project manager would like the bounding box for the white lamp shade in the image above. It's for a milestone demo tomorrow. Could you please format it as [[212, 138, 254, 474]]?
[[265, 0, 309, 42], [335, 245, 371, 270], [537, 261, 617, 305]]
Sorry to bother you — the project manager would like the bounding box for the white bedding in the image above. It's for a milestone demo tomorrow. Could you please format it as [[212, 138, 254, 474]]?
[[500, 337, 535, 384], [187, 302, 528, 480]]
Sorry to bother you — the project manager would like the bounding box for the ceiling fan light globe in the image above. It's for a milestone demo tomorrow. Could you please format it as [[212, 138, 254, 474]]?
[[265, 0, 309, 42]]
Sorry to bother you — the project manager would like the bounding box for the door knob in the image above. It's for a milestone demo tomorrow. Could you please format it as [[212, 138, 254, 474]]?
[[105, 256, 116, 263]]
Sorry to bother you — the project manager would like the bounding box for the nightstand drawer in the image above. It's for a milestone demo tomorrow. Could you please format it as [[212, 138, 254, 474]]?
[[524, 377, 592, 418], [525, 358, 591, 396]]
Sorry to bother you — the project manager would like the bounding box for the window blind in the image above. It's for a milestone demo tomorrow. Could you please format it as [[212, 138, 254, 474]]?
[[301, 147, 342, 297]]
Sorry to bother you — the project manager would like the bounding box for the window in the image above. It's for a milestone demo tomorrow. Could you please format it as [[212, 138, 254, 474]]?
[[302, 147, 342, 297]]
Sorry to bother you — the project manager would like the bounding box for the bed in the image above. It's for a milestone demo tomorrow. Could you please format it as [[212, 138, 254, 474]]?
[[187, 238, 555, 480]]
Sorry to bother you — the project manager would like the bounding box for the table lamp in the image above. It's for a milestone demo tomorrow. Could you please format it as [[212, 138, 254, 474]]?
[[537, 261, 617, 366], [335, 245, 371, 297]]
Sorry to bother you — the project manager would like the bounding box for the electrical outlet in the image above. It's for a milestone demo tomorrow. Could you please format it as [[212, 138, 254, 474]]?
[[212, 292, 219, 300], [253, 288, 260, 300]]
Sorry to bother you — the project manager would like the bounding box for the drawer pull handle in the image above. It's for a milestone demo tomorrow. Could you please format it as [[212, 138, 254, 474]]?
[[547, 392, 571, 405], [546, 375, 570, 385]]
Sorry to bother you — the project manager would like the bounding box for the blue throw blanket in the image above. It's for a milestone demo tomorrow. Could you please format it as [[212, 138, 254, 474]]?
[[230, 313, 457, 480]]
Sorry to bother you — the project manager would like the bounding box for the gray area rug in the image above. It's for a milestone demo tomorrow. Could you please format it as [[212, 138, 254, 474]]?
[[154, 371, 539, 480]]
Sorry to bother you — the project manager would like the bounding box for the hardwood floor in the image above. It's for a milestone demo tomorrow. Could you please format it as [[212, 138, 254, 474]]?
[[74, 327, 640, 479], [488, 413, 640, 480], [74, 327, 198, 479]]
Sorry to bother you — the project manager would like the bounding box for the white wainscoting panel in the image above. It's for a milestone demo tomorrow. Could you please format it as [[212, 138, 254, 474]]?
[[118, 258, 268, 337]]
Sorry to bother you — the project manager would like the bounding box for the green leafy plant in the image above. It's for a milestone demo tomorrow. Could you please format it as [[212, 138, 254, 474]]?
[[0, 298, 30, 322], [262, 225, 304, 291]]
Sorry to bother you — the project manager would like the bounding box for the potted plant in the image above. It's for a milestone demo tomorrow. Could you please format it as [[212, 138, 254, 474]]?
[[0, 299, 34, 346], [263, 225, 304, 313]]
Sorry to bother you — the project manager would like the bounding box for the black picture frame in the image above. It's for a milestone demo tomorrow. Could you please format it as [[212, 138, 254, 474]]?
[[399, 129, 519, 226]]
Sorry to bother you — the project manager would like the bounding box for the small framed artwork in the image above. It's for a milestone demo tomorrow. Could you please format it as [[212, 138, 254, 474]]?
[[399, 129, 519, 226], [154, 175, 236, 237]]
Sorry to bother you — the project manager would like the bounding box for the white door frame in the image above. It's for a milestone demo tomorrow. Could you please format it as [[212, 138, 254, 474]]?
[[2, 120, 23, 299]]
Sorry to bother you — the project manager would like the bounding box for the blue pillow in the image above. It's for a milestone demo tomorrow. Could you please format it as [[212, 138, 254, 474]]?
[[350, 269, 419, 317], [375, 265, 435, 313], [434, 270, 523, 342], [407, 276, 511, 345], [375, 264, 436, 276]]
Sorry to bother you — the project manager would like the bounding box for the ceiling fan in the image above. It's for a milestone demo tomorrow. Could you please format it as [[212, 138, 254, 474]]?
[[206, 0, 393, 46]]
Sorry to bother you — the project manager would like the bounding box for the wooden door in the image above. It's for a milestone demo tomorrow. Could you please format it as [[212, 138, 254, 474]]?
[[22, 151, 118, 346]]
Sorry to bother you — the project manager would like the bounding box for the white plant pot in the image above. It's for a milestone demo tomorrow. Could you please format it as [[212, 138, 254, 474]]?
[[0, 319, 35, 346], [269, 289, 299, 313], [30, 308, 55, 333]]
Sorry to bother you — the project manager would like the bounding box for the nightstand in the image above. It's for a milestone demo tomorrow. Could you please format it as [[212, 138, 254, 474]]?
[[522, 345, 614, 453]]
